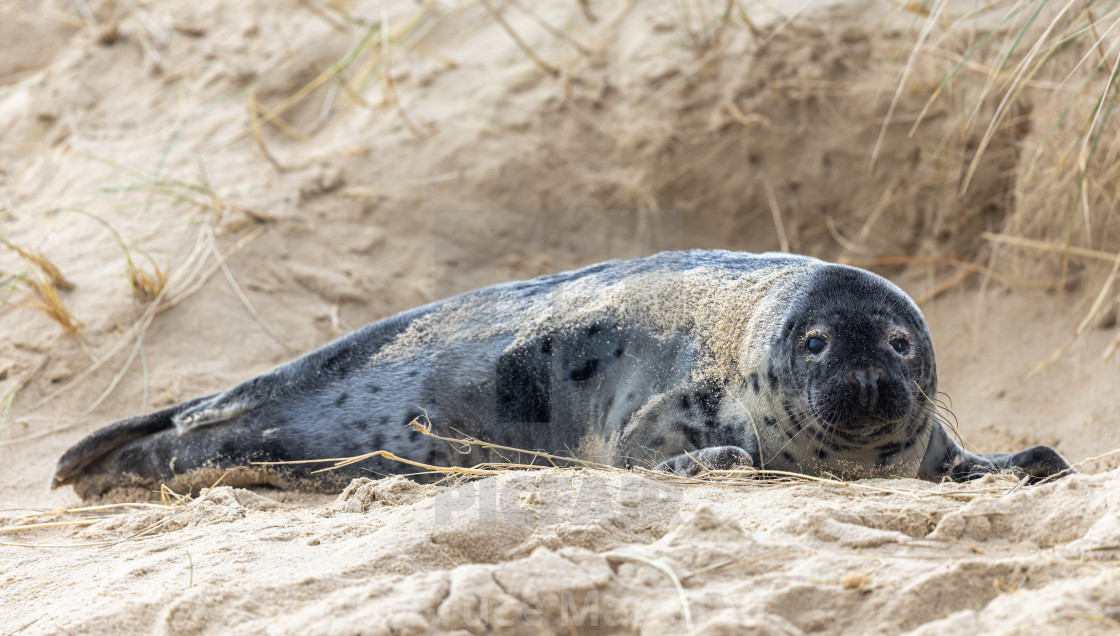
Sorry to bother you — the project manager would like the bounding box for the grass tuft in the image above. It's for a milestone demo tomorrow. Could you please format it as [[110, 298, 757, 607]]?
[[1, 236, 80, 333], [20, 273, 81, 334]]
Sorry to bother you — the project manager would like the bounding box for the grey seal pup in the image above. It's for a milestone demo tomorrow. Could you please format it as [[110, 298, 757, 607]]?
[[52, 250, 1071, 498]]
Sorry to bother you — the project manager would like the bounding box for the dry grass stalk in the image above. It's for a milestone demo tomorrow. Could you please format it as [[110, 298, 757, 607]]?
[[1105, 331, 1120, 361], [206, 231, 295, 353], [478, 0, 560, 76], [1030, 242, 1120, 376], [0, 237, 80, 332], [870, 0, 946, 172], [20, 272, 81, 334], [0, 470, 239, 548], [257, 26, 379, 129], [960, 1, 1081, 196], [0, 504, 192, 548], [13, 225, 264, 422], [19, 502, 175, 519], [129, 265, 169, 304], [76, 146, 275, 229], [835, 256, 1025, 304], [980, 230, 1120, 367], [0, 520, 101, 534], [342, 2, 433, 96], [379, 2, 428, 138], [253, 414, 609, 475], [255, 450, 497, 476], [760, 173, 790, 253], [838, 255, 950, 267], [913, 267, 976, 305], [603, 551, 694, 635], [81, 227, 266, 417], [679, 550, 805, 582], [233, 2, 434, 149], [123, 255, 168, 304], [982, 232, 1120, 266], [1, 241, 74, 291], [63, 209, 173, 303], [255, 416, 1041, 503], [190, 160, 277, 229], [896, 1, 1120, 319], [826, 216, 871, 255], [508, 0, 593, 56], [1083, 441, 1120, 482], [247, 83, 285, 170]]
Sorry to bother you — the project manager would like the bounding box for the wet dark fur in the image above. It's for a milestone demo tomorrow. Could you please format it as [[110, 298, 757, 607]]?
[[53, 251, 1072, 499]]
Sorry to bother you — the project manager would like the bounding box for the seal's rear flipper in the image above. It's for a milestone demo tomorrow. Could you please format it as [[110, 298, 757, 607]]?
[[51, 395, 211, 490], [51, 383, 377, 499]]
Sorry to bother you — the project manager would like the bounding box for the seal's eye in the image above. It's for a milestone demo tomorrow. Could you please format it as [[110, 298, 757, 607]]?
[[806, 336, 827, 356], [890, 337, 910, 355]]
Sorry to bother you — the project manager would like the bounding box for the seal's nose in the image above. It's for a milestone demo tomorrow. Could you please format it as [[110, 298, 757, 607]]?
[[850, 368, 882, 411]]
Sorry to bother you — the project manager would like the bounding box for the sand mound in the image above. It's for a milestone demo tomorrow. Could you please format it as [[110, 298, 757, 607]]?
[[7, 470, 1120, 634]]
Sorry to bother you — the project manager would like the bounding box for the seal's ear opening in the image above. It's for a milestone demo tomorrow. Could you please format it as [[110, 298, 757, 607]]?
[[51, 396, 210, 489]]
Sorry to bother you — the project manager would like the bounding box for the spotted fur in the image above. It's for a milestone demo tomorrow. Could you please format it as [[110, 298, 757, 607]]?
[[53, 250, 1071, 499]]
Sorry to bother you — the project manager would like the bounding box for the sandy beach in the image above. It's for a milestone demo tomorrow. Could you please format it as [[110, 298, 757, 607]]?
[[2, 1, 1120, 633]]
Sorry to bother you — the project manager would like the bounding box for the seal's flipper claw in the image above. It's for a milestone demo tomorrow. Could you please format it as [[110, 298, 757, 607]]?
[[173, 400, 257, 433], [172, 377, 274, 433], [655, 446, 754, 477]]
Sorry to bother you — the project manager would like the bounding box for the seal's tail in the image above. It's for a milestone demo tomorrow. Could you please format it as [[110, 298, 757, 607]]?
[[51, 396, 209, 490]]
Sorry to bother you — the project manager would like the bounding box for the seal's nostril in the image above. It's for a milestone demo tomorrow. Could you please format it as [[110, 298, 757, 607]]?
[[851, 368, 882, 409], [852, 370, 874, 389], [852, 369, 881, 388]]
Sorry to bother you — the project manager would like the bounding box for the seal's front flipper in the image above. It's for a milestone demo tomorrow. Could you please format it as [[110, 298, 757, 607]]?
[[173, 391, 263, 433], [918, 424, 1073, 483], [655, 446, 755, 477], [171, 375, 276, 433], [987, 445, 1073, 481]]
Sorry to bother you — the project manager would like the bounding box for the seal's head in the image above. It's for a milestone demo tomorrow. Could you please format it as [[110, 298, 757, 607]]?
[[775, 264, 936, 445]]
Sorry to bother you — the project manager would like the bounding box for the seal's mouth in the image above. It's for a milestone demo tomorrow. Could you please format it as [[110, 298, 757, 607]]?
[[806, 406, 910, 450], [808, 381, 913, 433], [820, 413, 909, 428]]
